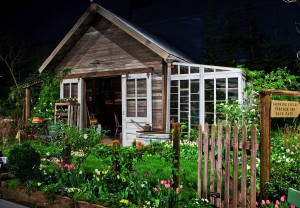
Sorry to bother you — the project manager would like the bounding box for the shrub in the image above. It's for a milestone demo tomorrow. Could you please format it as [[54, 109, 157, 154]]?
[[7, 142, 41, 182]]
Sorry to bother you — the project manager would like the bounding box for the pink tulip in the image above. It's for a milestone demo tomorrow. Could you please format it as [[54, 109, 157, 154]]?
[[280, 196, 285, 202], [276, 200, 280, 205], [154, 187, 158, 192], [161, 180, 165, 185], [55, 161, 59, 166], [165, 183, 170, 189], [256, 202, 258, 207], [290, 205, 296, 208], [261, 200, 266, 205], [167, 179, 171, 184], [266, 200, 270, 205], [179, 185, 183, 189], [275, 205, 279, 208], [176, 188, 179, 194]]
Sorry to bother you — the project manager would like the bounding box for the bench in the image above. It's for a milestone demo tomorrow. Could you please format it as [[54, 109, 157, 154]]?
[[288, 188, 300, 207]]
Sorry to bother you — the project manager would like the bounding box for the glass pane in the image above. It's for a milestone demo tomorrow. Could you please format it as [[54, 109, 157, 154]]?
[[191, 101, 199, 109], [127, 99, 136, 117], [171, 80, 178, 86], [191, 109, 200, 118], [171, 87, 178, 93], [63, 84, 70, 98], [191, 115, 199, 125], [180, 112, 189, 120], [170, 109, 178, 116], [205, 79, 214, 89], [180, 80, 189, 89], [205, 90, 214, 100], [127, 80, 135, 98], [71, 83, 78, 98], [137, 99, 147, 117], [190, 66, 199, 73], [216, 89, 226, 100], [171, 65, 178, 75], [205, 113, 214, 124], [171, 116, 178, 123], [205, 102, 214, 112], [228, 78, 238, 88], [170, 101, 178, 108], [180, 65, 188, 74], [171, 94, 178, 101], [191, 94, 199, 102], [180, 97, 189, 104], [228, 89, 238, 99], [180, 104, 189, 111], [216, 78, 226, 88], [180, 90, 188, 96], [204, 68, 214, 73], [191, 80, 200, 93], [137, 79, 146, 97]]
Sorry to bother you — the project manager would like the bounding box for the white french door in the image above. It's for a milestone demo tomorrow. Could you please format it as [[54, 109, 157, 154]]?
[[122, 73, 152, 146]]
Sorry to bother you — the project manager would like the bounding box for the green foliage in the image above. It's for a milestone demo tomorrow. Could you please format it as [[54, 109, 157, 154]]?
[[266, 128, 300, 200], [217, 67, 300, 129], [30, 72, 61, 121], [7, 178, 21, 189], [7, 142, 41, 182]]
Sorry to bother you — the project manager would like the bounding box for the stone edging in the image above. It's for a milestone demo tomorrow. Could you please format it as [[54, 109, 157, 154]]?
[[0, 181, 107, 208]]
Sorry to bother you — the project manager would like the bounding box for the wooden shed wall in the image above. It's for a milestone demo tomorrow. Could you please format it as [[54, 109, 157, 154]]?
[[55, 17, 164, 130]]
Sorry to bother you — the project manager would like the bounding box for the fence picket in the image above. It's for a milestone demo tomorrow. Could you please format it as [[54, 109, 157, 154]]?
[[250, 125, 257, 208], [197, 124, 203, 197], [203, 123, 209, 199], [233, 125, 239, 207], [241, 124, 247, 207], [224, 125, 231, 207], [197, 123, 257, 208], [216, 125, 223, 208], [210, 124, 216, 204]]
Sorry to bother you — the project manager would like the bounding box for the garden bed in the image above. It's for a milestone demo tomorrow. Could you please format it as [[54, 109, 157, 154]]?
[[0, 181, 107, 208]]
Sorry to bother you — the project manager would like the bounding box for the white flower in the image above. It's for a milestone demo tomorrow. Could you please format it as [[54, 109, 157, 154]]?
[[83, 134, 88, 139], [46, 152, 50, 157], [286, 149, 290, 153]]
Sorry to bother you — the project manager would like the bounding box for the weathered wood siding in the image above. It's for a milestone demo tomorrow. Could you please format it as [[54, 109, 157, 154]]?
[[54, 17, 164, 130]]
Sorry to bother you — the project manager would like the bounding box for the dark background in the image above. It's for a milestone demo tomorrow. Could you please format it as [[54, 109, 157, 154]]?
[[0, 0, 299, 98]]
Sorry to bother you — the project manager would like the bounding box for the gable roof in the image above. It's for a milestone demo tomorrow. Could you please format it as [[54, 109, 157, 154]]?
[[38, 3, 194, 73]]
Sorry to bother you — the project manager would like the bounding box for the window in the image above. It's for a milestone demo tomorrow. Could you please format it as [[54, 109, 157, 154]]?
[[170, 63, 244, 138], [126, 78, 147, 117]]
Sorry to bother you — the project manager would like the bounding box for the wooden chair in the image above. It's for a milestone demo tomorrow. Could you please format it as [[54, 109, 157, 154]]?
[[114, 113, 122, 138]]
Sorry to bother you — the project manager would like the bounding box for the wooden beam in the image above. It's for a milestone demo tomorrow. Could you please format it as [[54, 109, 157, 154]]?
[[259, 88, 300, 199], [161, 60, 168, 131], [259, 92, 271, 199], [66, 67, 154, 79], [260, 88, 300, 97]]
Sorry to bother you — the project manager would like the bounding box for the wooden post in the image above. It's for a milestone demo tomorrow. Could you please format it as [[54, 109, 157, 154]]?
[[25, 88, 30, 126], [172, 122, 180, 189], [259, 91, 271, 199]]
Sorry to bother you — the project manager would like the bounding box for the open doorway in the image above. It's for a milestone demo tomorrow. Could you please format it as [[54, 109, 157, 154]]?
[[85, 76, 122, 138]]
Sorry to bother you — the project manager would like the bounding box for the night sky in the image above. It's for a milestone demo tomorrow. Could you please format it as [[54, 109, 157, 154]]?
[[0, 0, 299, 62]]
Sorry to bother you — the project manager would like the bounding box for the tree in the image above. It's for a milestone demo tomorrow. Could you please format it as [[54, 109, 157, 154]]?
[[283, 0, 300, 59], [0, 31, 28, 88]]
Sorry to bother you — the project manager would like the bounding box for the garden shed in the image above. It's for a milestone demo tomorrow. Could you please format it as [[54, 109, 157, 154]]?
[[38, 3, 245, 146]]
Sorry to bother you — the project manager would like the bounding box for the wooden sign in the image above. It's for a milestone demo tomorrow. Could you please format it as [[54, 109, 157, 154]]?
[[271, 100, 300, 118]]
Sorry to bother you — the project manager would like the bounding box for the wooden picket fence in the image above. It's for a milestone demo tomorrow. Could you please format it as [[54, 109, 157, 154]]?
[[197, 123, 258, 208]]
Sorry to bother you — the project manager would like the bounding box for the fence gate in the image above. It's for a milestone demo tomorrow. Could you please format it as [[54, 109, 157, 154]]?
[[197, 123, 258, 208]]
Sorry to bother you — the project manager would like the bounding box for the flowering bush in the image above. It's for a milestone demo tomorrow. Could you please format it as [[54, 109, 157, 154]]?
[[266, 131, 300, 199], [54, 162, 86, 188]]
